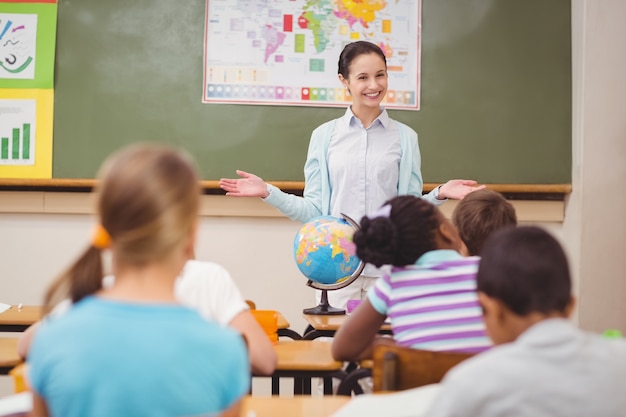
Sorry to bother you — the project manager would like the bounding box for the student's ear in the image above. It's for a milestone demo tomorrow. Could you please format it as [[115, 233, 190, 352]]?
[[477, 292, 512, 345], [478, 292, 503, 319], [564, 295, 576, 318], [459, 240, 470, 257], [438, 221, 455, 243], [438, 221, 465, 253]]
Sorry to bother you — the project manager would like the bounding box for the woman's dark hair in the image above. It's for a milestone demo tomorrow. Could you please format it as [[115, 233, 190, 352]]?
[[353, 196, 441, 267], [477, 226, 571, 316], [338, 41, 387, 79]]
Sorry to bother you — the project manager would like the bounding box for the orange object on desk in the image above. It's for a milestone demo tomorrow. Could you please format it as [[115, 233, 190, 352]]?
[[10, 363, 28, 393], [251, 310, 278, 343]]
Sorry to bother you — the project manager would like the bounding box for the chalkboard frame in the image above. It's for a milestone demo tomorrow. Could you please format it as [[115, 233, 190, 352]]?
[[46, 0, 572, 186]]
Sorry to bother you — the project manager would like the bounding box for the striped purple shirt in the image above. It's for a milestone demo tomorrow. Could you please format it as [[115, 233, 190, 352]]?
[[367, 250, 491, 353]]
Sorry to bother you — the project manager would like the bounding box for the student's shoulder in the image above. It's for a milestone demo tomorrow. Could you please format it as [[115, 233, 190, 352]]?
[[453, 255, 481, 269], [601, 337, 626, 365], [37, 298, 99, 337], [444, 344, 514, 381]]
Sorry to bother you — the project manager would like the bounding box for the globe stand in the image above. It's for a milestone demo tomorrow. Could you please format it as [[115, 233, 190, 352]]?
[[302, 286, 345, 315], [301, 213, 365, 316]]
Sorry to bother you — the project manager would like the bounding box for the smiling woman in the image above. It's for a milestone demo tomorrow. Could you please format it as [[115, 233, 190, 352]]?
[[218, 40, 485, 313]]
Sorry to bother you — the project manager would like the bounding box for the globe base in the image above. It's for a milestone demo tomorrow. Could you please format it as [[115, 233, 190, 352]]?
[[302, 289, 346, 316], [303, 304, 345, 315]]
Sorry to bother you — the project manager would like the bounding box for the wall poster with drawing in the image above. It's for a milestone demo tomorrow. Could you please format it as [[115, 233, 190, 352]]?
[[0, 0, 56, 179]]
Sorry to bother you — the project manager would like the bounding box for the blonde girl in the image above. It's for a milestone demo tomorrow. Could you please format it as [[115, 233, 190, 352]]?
[[28, 144, 249, 417]]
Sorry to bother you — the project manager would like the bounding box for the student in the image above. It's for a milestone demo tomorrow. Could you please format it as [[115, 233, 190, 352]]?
[[332, 196, 491, 362], [27, 144, 250, 417], [426, 226, 626, 417], [18, 257, 278, 376], [219, 40, 485, 310], [451, 189, 517, 256]]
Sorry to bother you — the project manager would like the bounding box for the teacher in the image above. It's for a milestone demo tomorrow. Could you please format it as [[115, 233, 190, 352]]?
[[219, 40, 484, 310]]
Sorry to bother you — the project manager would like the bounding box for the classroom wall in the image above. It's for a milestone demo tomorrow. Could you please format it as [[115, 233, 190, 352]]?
[[565, 0, 626, 332], [0, 196, 564, 335]]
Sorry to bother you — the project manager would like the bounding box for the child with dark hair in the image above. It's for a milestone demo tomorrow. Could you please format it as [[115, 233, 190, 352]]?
[[332, 196, 491, 362], [451, 189, 517, 256], [426, 226, 626, 417]]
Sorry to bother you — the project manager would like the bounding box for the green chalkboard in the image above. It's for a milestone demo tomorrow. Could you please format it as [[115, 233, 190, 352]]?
[[53, 0, 571, 184]]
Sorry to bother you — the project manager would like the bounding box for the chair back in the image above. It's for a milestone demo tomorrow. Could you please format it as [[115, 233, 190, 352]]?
[[372, 344, 475, 392]]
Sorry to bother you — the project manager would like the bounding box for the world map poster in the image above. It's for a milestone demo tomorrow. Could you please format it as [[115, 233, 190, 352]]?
[[203, 0, 421, 109]]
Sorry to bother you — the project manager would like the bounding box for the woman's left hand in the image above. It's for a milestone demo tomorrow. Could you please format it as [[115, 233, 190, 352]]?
[[438, 180, 486, 200]]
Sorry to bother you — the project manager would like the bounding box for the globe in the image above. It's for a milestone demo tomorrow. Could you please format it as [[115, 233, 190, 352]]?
[[293, 214, 364, 315]]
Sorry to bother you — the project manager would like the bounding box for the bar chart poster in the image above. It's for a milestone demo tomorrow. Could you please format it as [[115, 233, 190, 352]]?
[[0, 88, 52, 178], [203, 0, 421, 109], [0, 98, 34, 165], [0, 0, 57, 89]]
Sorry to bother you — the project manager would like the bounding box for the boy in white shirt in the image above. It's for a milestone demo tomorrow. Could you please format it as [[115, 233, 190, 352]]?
[[426, 226, 626, 417]]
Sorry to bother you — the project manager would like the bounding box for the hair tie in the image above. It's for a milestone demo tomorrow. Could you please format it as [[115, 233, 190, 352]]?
[[367, 204, 391, 220], [92, 225, 111, 250]]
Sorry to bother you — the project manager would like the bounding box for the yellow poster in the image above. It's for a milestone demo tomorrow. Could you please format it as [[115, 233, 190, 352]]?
[[0, 88, 52, 178]]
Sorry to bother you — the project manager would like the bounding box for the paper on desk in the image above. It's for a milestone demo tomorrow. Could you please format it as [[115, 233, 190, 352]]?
[[330, 384, 441, 417], [0, 392, 32, 417], [0, 303, 10, 314]]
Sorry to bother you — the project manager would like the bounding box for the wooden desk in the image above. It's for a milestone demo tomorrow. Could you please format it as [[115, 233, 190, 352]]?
[[274, 341, 342, 371], [268, 341, 347, 395], [0, 338, 22, 375], [0, 306, 42, 332], [241, 395, 349, 417], [0, 305, 307, 339], [275, 313, 301, 340], [302, 314, 392, 340]]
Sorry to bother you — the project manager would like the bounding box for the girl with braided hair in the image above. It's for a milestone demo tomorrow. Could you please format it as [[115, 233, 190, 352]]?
[[332, 195, 491, 362]]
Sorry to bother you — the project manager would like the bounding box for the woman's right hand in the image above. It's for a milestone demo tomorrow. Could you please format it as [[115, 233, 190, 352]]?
[[219, 170, 269, 198]]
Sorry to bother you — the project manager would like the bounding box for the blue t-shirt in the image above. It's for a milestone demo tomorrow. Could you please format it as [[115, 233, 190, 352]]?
[[29, 296, 250, 417]]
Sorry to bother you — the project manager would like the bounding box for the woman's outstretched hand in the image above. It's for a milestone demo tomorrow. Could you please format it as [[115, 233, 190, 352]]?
[[439, 180, 486, 200], [219, 170, 269, 198]]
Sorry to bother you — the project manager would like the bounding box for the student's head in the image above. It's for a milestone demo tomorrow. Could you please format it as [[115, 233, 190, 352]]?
[[476, 226, 574, 345], [353, 195, 464, 268], [337, 41, 388, 110], [452, 189, 517, 256], [44, 143, 200, 309]]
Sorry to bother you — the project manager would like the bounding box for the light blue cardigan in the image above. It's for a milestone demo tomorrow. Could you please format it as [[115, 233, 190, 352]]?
[[264, 119, 442, 223]]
